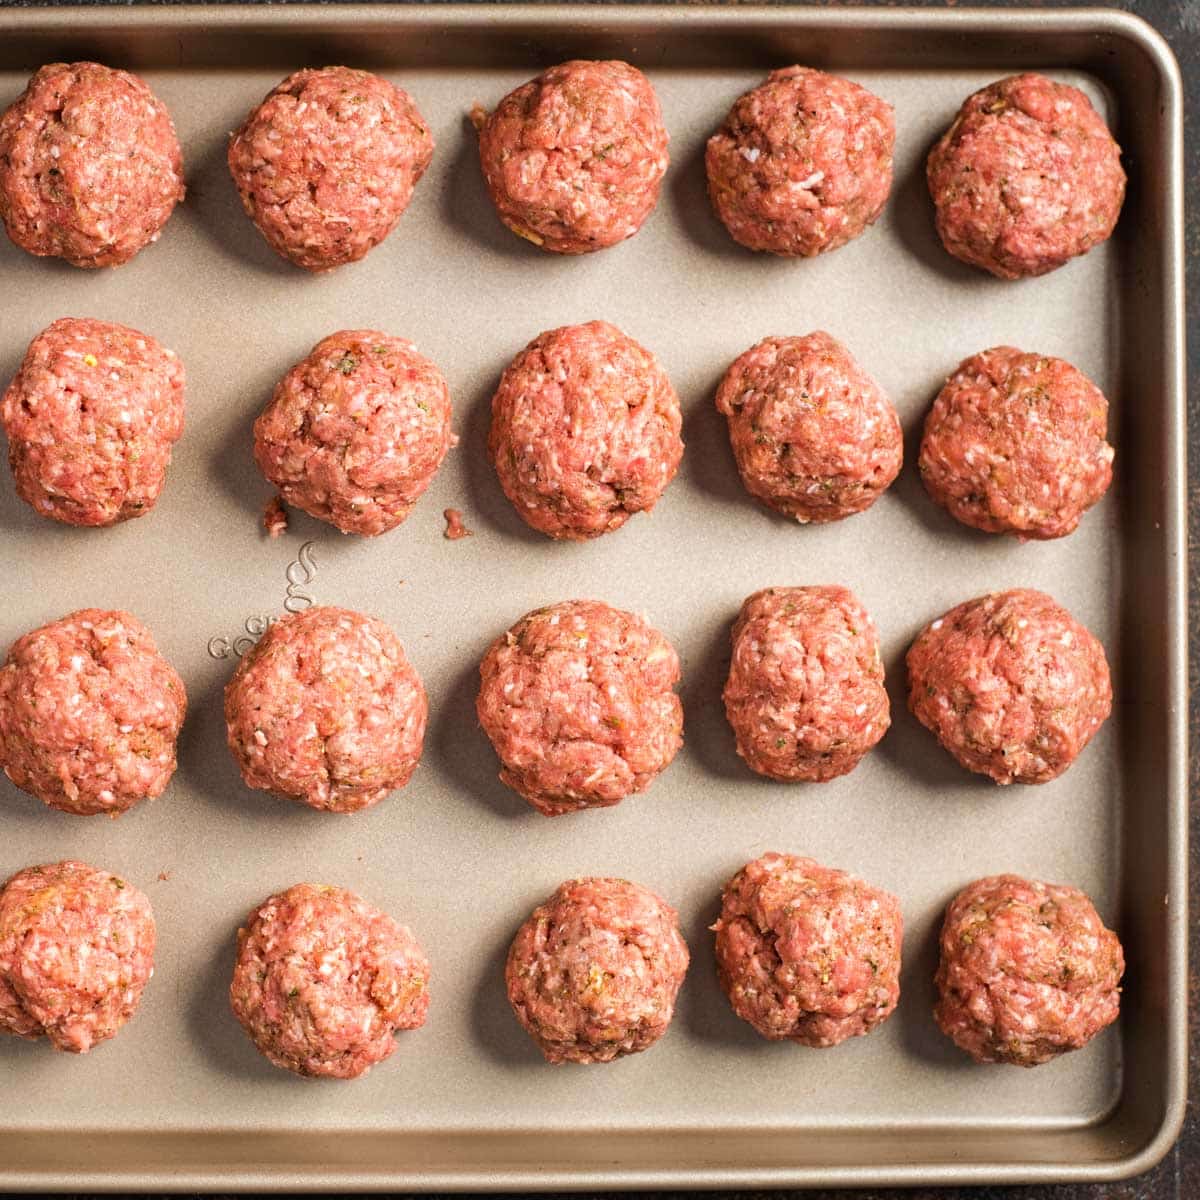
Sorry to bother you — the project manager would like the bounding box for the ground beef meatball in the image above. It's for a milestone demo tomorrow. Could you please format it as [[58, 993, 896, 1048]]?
[[0, 609, 186, 817], [228, 66, 433, 271], [506, 877, 688, 1064], [488, 321, 682, 540], [475, 60, 668, 254], [0, 860, 155, 1052], [230, 882, 429, 1079], [715, 332, 902, 523], [907, 589, 1111, 785], [706, 67, 894, 257], [713, 853, 902, 1047], [935, 874, 1123, 1066], [927, 73, 1126, 279], [919, 346, 1114, 540], [2, 317, 186, 527], [477, 600, 682, 816], [724, 586, 889, 782], [253, 330, 453, 537], [0, 62, 184, 268], [225, 607, 426, 814]]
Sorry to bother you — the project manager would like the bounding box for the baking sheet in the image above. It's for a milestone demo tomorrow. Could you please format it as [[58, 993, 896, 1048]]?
[[0, 5, 1186, 1190]]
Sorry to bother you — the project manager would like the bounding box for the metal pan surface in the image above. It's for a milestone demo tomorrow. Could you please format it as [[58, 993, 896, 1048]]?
[[0, 5, 1185, 1191]]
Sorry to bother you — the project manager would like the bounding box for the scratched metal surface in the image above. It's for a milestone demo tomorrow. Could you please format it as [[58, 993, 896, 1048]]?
[[0, 4, 1185, 1192]]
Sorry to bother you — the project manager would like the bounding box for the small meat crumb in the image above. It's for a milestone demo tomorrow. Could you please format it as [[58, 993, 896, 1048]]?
[[157, 870, 171, 882], [263, 494, 288, 538], [443, 507, 472, 540], [468, 102, 489, 132]]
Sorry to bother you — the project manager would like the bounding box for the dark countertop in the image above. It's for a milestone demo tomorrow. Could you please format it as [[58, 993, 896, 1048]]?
[[0, 1, 1192, 1198]]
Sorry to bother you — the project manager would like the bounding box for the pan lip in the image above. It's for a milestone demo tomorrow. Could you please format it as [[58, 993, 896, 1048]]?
[[0, 2, 1181, 38], [0, 3, 1186, 1190]]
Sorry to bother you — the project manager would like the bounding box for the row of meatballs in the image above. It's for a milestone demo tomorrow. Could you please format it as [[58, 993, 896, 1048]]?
[[0, 857, 1124, 1076], [1, 315, 1115, 542], [0, 58, 1124, 279], [0, 588, 1111, 821]]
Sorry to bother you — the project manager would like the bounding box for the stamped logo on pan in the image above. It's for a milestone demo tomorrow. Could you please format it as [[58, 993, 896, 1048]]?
[[207, 542, 318, 660]]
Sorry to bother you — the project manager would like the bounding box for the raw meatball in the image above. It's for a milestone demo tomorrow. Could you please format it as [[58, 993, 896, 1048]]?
[[0, 609, 186, 817], [230, 882, 430, 1079], [724, 586, 889, 782], [228, 66, 433, 271], [475, 60, 669, 254], [224, 606, 427, 814], [506, 877, 688, 1064], [477, 600, 682, 816], [927, 73, 1126, 279], [2, 317, 186, 527], [0, 62, 184, 268], [715, 332, 902, 523], [906, 589, 1111, 785], [706, 67, 894, 257], [0, 860, 155, 1052], [919, 346, 1114, 540], [253, 330, 453, 537], [713, 852, 902, 1047], [488, 321, 682, 540], [935, 874, 1123, 1066]]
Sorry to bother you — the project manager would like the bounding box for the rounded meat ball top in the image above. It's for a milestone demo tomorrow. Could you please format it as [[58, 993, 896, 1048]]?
[[0, 62, 184, 268], [253, 330, 454, 537], [715, 331, 902, 523], [475, 59, 669, 254], [706, 66, 895, 257], [935, 874, 1123, 1066], [488, 321, 683, 541], [724, 586, 890, 783], [0, 860, 156, 1053], [919, 346, 1114, 540], [477, 600, 683, 817], [713, 852, 903, 1047], [230, 882, 430, 1079], [0, 608, 186, 817], [906, 589, 1112, 785], [224, 606, 427, 814], [506, 876, 689, 1064], [926, 73, 1125, 279], [2, 317, 186, 528], [229, 66, 433, 271]]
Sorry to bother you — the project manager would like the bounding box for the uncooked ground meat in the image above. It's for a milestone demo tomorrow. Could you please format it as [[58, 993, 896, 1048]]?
[[2, 317, 186, 527], [706, 66, 894, 257], [927, 73, 1125, 279], [228, 66, 433, 271], [262, 494, 288, 537], [224, 606, 427, 814], [506, 876, 689, 1064], [475, 60, 669, 254], [442, 507, 471, 540], [713, 852, 902, 1047], [0, 61, 184, 268], [0, 608, 186, 816], [0, 860, 155, 1052], [918, 346, 1114, 540], [724, 586, 889, 781], [715, 331, 902, 523], [476, 599, 682, 816], [489, 321, 683, 540], [230, 882, 430, 1079], [253, 330, 454, 537], [934, 873, 1123, 1066], [906, 589, 1112, 784]]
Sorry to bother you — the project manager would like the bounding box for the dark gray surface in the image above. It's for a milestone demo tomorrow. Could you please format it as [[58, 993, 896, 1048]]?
[[0, 0, 1191, 1197]]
